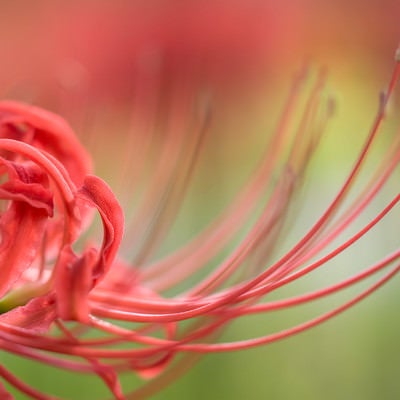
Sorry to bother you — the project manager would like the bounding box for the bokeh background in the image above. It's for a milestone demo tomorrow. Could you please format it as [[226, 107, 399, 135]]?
[[1, 1, 399, 399]]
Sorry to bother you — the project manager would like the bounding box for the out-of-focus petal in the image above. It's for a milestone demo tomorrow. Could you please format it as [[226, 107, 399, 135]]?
[[0, 381, 13, 400]]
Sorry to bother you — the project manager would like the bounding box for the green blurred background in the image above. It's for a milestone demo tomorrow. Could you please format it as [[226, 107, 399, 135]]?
[[1, 1, 399, 399]]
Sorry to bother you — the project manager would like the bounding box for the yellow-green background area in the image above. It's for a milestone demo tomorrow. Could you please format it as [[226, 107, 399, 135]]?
[[1, 2, 400, 399]]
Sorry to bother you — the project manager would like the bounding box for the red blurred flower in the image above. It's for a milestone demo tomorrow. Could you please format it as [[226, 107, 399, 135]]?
[[0, 47, 398, 399], [49, 1, 291, 99]]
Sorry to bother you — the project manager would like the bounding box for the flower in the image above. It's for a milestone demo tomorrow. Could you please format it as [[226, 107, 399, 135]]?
[[0, 46, 399, 400]]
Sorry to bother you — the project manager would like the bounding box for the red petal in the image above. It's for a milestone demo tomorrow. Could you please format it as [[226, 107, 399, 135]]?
[[0, 158, 53, 215], [78, 175, 124, 284], [0, 159, 53, 297], [0, 381, 14, 400], [0, 295, 56, 333], [0, 101, 92, 185], [54, 246, 97, 323]]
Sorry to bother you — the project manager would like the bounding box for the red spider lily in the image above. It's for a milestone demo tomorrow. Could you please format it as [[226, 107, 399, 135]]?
[[0, 50, 399, 400]]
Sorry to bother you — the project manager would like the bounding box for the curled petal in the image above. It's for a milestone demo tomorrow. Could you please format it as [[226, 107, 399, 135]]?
[[0, 160, 53, 298], [0, 101, 92, 185], [54, 175, 124, 322], [0, 159, 53, 215], [78, 175, 124, 284]]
